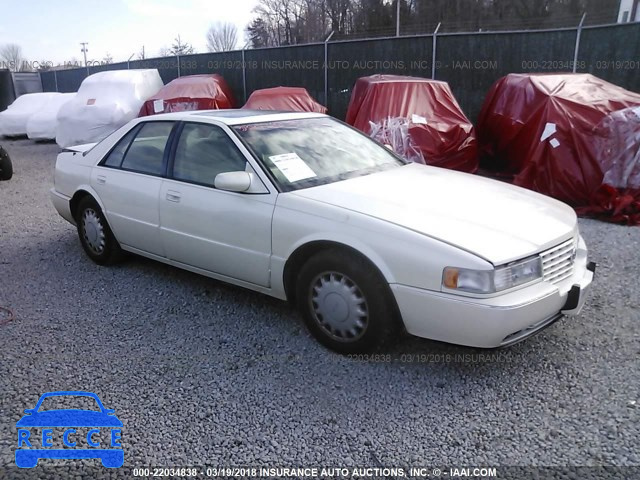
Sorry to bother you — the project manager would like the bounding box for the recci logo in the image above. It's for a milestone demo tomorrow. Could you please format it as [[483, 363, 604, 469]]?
[[15, 391, 123, 468]]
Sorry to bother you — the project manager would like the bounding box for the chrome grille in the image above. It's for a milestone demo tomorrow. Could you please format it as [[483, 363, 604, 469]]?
[[540, 238, 576, 284]]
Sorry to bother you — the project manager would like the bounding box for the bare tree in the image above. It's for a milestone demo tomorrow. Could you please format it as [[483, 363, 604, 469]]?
[[250, 0, 310, 46], [206, 22, 239, 52], [102, 53, 113, 64], [0, 43, 24, 72], [169, 35, 195, 55], [246, 0, 619, 42], [137, 46, 146, 60]]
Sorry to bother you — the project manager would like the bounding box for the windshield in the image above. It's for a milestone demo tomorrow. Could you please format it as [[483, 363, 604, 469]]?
[[233, 117, 405, 191]]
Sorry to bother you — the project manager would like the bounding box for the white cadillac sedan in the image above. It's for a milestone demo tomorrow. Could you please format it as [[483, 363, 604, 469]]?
[[50, 110, 595, 353]]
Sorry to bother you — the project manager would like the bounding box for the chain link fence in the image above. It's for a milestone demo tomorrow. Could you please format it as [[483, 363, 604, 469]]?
[[40, 21, 640, 121]]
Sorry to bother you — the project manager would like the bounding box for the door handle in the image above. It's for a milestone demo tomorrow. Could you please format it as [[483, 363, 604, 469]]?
[[96, 175, 106, 185], [166, 191, 181, 202]]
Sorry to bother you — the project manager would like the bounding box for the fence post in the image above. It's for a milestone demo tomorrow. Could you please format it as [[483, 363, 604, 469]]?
[[54, 70, 58, 93], [432, 22, 441, 80], [573, 13, 587, 73], [324, 31, 335, 107], [242, 48, 247, 103], [177, 54, 181, 77]]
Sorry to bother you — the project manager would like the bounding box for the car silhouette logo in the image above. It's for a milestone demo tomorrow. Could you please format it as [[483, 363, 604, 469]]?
[[15, 391, 123, 468]]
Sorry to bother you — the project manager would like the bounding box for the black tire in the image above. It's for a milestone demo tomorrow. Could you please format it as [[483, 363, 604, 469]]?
[[75, 196, 123, 265], [0, 146, 13, 181], [295, 249, 399, 354]]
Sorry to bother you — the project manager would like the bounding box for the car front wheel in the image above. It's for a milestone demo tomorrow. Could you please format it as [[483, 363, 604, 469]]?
[[76, 196, 123, 265], [296, 249, 398, 354]]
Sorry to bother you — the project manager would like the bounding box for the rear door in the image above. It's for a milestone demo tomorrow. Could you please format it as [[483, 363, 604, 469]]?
[[159, 121, 276, 287], [91, 121, 176, 256]]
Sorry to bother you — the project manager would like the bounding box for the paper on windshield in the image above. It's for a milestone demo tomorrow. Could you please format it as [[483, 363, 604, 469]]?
[[153, 99, 164, 113], [269, 153, 317, 182]]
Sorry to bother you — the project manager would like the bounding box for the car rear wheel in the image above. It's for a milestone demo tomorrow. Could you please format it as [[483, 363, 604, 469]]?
[[296, 249, 398, 354], [76, 196, 123, 265]]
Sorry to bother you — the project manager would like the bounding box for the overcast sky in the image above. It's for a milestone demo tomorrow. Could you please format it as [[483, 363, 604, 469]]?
[[0, 0, 259, 64]]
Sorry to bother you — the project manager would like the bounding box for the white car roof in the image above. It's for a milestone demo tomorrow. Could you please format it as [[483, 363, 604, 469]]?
[[141, 110, 327, 125]]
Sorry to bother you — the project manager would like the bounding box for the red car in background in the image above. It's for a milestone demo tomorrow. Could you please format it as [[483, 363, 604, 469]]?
[[242, 87, 327, 114], [478, 73, 640, 225], [139, 74, 235, 116], [345, 74, 478, 173]]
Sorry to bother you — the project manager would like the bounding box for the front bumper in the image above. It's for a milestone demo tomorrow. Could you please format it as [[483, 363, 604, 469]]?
[[391, 257, 595, 349]]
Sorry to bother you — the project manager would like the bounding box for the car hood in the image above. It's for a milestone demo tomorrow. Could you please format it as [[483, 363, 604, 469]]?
[[16, 410, 123, 427], [291, 163, 577, 265]]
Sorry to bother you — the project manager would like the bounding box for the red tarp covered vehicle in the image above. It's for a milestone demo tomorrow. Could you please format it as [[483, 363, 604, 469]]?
[[478, 73, 640, 225], [138, 74, 234, 116], [345, 74, 478, 173], [242, 87, 327, 113]]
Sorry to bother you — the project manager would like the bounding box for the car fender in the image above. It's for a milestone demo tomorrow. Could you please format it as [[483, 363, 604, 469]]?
[[272, 194, 492, 295], [279, 230, 398, 290], [72, 184, 107, 212]]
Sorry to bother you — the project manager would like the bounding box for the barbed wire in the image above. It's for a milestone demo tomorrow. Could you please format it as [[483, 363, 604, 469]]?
[[330, 11, 620, 39]]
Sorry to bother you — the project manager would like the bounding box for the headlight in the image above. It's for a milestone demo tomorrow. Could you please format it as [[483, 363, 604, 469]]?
[[443, 256, 542, 294], [494, 256, 542, 291]]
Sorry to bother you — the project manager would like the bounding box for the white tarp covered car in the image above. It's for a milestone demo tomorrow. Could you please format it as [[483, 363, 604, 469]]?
[[50, 111, 595, 354], [26, 93, 76, 140], [56, 70, 163, 148], [0, 92, 61, 137]]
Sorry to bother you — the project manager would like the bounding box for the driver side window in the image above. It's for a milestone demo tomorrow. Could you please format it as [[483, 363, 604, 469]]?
[[172, 123, 247, 187]]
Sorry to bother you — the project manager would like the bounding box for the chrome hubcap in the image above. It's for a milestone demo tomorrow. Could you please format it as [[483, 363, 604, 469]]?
[[82, 208, 106, 255], [310, 272, 368, 342]]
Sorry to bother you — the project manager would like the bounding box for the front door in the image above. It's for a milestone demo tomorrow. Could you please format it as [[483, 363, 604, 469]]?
[[159, 122, 275, 287]]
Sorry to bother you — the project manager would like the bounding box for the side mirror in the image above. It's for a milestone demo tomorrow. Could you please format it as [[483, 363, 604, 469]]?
[[214, 171, 252, 192]]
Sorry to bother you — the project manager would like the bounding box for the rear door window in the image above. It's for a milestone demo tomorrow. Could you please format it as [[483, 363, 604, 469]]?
[[102, 126, 140, 168], [120, 122, 174, 176]]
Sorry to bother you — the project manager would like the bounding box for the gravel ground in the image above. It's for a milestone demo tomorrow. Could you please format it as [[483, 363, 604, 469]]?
[[0, 139, 638, 479]]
